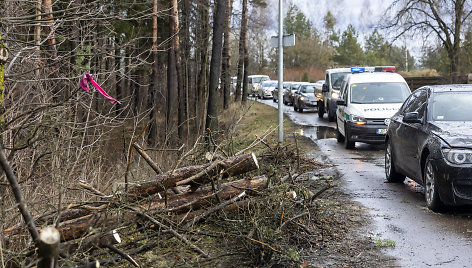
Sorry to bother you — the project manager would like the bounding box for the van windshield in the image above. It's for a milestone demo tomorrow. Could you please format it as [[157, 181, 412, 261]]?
[[350, 82, 410, 104], [331, 72, 349, 90], [253, 76, 269, 83]]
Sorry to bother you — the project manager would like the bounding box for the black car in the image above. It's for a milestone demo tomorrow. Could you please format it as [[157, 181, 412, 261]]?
[[385, 85, 472, 211]]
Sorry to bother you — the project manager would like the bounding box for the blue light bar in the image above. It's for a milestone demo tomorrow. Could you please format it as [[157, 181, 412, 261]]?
[[351, 67, 365, 73]]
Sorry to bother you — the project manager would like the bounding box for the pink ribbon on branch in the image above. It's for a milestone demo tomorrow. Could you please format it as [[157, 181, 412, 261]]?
[[80, 73, 121, 104]]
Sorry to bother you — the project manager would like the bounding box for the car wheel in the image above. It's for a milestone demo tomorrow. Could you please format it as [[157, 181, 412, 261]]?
[[336, 121, 344, 143], [424, 155, 444, 212], [258, 95, 261, 99], [318, 101, 325, 118], [293, 104, 298, 112], [299, 107, 303, 113], [283, 100, 287, 105], [273, 98, 277, 102], [344, 124, 355, 149], [385, 140, 406, 183]]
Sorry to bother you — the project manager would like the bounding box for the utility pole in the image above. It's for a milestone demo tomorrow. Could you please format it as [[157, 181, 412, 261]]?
[[277, 0, 284, 143]]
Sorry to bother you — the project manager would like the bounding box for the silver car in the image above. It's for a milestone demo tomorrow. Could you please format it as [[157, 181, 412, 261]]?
[[258, 80, 278, 99]]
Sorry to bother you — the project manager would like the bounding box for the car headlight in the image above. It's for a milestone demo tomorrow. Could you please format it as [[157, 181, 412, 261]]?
[[332, 92, 339, 99], [350, 115, 366, 125], [291, 93, 294, 96], [442, 148, 472, 164], [299, 97, 305, 101]]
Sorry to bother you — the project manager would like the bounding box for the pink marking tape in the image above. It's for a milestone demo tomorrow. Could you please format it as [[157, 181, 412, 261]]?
[[80, 73, 121, 104]]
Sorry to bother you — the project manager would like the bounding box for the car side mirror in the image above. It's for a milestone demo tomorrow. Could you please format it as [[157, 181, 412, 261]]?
[[322, 84, 329, 93], [403, 112, 422, 124], [336, 99, 346, 106]]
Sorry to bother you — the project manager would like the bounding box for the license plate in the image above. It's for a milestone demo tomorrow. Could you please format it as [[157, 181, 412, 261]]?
[[376, 129, 387, 135]]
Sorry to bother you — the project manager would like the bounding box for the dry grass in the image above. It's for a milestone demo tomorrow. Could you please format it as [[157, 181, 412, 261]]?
[[399, 68, 440, 77], [268, 68, 325, 82]]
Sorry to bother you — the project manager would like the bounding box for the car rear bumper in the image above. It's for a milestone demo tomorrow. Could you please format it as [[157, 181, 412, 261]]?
[[430, 159, 472, 206], [346, 122, 386, 144]]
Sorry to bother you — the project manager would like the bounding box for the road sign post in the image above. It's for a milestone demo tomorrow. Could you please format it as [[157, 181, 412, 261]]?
[[272, 4, 295, 143]]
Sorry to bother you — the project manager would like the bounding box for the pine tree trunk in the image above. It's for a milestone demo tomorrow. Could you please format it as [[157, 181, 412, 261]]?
[[240, 0, 249, 105], [206, 0, 227, 138], [175, 2, 185, 143], [196, 1, 210, 134], [167, 0, 178, 138], [182, 0, 192, 139], [148, 0, 159, 145], [235, 0, 248, 102], [222, 0, 233, 110]]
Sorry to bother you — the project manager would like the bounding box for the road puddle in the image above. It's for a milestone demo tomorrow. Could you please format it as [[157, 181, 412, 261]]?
[[297, 126, 337, 140]]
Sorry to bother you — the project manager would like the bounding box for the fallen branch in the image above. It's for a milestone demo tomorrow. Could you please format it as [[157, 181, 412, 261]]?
[[132, 143, 162, 174], [127, 207, 210, 258], [184, 191, 246, 228], [126, 152, 259, 201], [0, 145, 40, 245]]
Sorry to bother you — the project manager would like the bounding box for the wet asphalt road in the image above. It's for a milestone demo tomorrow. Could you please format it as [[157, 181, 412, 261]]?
[[257, 98, 472, 268]]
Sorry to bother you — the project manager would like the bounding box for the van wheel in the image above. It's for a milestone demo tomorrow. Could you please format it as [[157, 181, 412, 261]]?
[[299, 108, 303, 113], [318, 101, 325, 118], [336, 122, 344, 143], [344, 124, 355, 149]]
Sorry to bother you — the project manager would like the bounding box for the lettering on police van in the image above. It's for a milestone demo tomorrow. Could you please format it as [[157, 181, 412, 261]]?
[[363, 107, 397, 112]]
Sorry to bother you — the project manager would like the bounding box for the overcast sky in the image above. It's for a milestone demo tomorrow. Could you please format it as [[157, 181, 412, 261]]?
[[262, 0, 423, 55]]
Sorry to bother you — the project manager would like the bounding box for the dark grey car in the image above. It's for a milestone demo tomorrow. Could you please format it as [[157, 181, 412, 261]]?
[[385, 85, 472, 211], [284, 82, 304, 105], [293, 83, 318, 112]]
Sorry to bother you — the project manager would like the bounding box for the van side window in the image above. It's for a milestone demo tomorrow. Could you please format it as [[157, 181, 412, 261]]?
[[325, 74, 330, 87], [342, 83, 348, 102]]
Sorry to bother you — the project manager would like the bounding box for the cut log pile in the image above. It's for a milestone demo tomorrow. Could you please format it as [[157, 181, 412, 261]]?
[[3, 150, 265, 266]]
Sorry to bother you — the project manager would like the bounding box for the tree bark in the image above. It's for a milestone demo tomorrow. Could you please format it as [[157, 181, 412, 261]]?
[[175, 1, 185, 143], [235, 0, 248, 102], [206, 0, 227, 139], [196, 1, 210, 133], [148, 0, 159, 145], [126, 152, 258, 201], [222, 0, 233, 109], [15, 177, 267, 243], [167, 0, 178, 139], [241, 0, 249, 105]]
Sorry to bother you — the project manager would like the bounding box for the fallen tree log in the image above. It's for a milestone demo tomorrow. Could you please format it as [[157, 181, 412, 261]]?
[[37, 176, 267, 243], [147, 175, 267, 214], [126, 152, 259, 201]]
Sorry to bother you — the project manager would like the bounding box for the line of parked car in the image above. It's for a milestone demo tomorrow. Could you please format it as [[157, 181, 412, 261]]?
[[248, 66, 472, 212]]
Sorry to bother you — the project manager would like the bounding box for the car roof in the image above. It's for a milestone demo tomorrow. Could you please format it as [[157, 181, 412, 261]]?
[[426, 84, 472, 93], [249, 75, 270, 78], [326, 68, 352, 74], [346, 72, 406, 84]]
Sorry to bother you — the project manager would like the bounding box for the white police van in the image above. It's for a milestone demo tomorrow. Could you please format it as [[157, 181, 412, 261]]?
[[336, 66, 411, 149]]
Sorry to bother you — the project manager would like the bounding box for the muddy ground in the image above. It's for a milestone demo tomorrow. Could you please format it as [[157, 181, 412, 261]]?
[[293, 139, 397, 268], [105, 102, 399, 268]]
